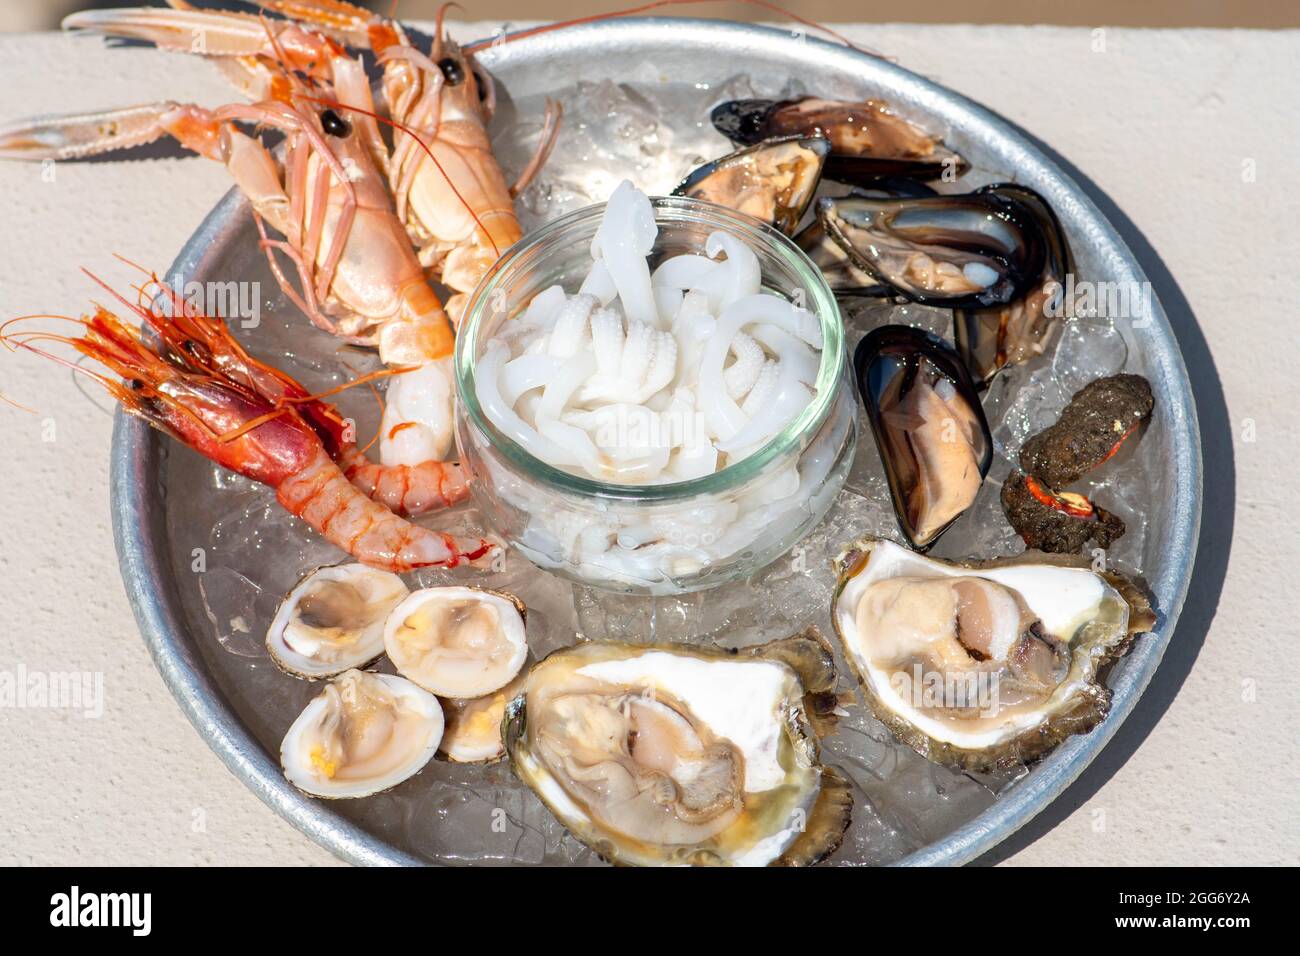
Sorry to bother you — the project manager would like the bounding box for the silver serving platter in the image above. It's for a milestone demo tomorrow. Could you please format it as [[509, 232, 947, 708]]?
[[109, 18, 1201, 866]]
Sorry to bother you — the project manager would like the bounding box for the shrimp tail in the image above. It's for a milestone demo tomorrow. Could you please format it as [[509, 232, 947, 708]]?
[[340, 446, 471, 516], [279, 448, 492, 571]]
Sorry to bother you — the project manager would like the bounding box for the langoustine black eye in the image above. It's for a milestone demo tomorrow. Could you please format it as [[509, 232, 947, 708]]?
[[320, 108, 350, 137], [438, 56, 465, 85]]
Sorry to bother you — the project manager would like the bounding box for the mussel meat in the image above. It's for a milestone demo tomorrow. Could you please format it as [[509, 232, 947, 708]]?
[[816, 189, 1050, 310], [1019, 373, 1154, 486], [953, 184, 1074, 386], [711, 96, 967, 182], [1001, 470, 1125, 553], [855, 326, 993, 550], [673, 134, 829, 235]]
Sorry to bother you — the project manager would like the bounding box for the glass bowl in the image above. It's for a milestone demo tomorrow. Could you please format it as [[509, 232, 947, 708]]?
[[454, 196, 856, 594]]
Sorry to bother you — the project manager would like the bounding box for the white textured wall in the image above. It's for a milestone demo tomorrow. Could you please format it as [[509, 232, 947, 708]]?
[[0, 22, 1295, 865]]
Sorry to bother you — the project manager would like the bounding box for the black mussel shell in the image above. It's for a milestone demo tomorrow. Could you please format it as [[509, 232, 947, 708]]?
[[673, 135, 830, 236], [1001, 471, 1125, 553], [711, 96, 968, 183], [795, 219, 887, 296], [1019, 374, 1154, 487], [953, 183, 1075, 387], [817, 191, 1049, 310], [854, 325, 993, 550], [794, 180, 938, 295]]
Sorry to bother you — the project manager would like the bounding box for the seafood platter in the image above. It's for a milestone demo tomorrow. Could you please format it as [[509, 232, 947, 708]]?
[[0, 6, 1200, 865]]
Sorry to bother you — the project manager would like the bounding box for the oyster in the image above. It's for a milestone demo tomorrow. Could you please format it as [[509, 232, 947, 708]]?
[[505, 634, 851, 866], [855, 326, 992, 550], [673, 135, 829, 235], [711, 96, 968, 182], [280, 670, 443, 798], [831, 539, 1153, 771], [266, 564, 409, 679], [383, 586, 528, 699], [817, 190, 1049, 309], [1019, 373, 1154, 486], [1001, 470, 1125, 553], [438, 671, 528, 764], [953, 184, 1074, 385]]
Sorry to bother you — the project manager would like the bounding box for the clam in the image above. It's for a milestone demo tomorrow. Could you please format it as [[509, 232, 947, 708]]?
[[953, 184, 1074, 386], [830, 538, 1154, 771], [505, 634, 852, 866], [266, 564, 409, 679], [673, 134, 829, 235], [437, 671, 528, 764], [855, 326, 992, 550], [383, 586, 528, 699], [816, 189, 1049, 310], [280, 669, 443, 798], [1019, 373, 1154, 486], [1001, 471, 1125, 553], [711, 96, 967, 182]]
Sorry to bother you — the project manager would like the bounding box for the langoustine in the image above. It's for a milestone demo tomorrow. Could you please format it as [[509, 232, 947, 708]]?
[[2, 281, 493, 572], [0, 11, 473, 516]]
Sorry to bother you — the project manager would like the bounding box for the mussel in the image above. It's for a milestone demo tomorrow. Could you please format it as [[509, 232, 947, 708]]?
[[952, 184, 1074, 386], [816, 188, 1051, 311], [855, 325, 993, 550], [1000, 373, 1153, 554], [1001, 470, 1125, 553], [1019, 373, 1153, 486], [673, 134, 829, 236], [711, 96, 968, 183], [794, 179, 937, 296]]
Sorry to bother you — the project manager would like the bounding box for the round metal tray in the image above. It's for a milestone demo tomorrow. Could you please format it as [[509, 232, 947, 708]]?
[[110, 18, 1201, 866]]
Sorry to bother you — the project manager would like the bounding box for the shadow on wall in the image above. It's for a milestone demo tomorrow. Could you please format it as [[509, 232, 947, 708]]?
[[972, 124, 1234, 866]]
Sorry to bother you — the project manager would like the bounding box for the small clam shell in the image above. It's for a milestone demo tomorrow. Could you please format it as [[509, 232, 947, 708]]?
[[266, 564, 409, 680]]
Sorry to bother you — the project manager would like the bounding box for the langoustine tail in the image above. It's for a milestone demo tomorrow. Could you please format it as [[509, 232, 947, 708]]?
[[279, 449, 492, 571], [340, 447, 471, 517]]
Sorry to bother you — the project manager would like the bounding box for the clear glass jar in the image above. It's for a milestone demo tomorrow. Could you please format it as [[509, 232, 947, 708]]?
[[454, 197, 856, 595]]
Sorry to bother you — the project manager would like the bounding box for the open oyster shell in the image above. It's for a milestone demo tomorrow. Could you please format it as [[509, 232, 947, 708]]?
[[504, 633, 851, 867], [830, 538, 1153, 771]]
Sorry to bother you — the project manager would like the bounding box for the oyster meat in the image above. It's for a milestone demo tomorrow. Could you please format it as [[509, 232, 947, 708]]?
[[831, 539, 1153, 770], [855, 326, 992, 550], [505, 635, 851, 866], [280, 670, 443, 798], [266, 564, 409, 679], [383, 586, 528, 699], [673, 135, 830, 235]]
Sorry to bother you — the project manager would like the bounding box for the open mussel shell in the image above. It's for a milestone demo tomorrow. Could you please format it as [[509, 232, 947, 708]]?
[[710, 96, 968, 182], [673, 134, 829, 236], [953, 183, 1075, 387], [1001, 470, 1126, 553], [795, 179, 938, 295], [817, 190, 1049, 310], [855, 325, 993, 551]]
